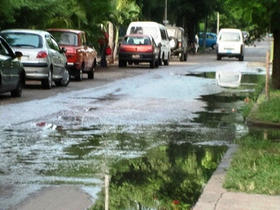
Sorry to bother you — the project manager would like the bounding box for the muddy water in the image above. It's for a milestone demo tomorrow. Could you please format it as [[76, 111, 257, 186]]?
[[0, 70, 270, 209]]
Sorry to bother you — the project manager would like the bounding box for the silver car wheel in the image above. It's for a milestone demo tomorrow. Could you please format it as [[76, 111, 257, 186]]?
[[61, 69, 70, 86], [48, 71, 52, 88], [42, 70, 52, 89]]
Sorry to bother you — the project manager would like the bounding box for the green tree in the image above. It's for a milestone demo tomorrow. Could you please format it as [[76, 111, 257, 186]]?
[[109, 0, 140, 59], [137, 0, 219, 44]]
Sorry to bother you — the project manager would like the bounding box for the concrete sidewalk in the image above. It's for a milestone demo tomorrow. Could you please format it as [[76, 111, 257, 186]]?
[[193, 145, 280, 210], [12, 186, 93, 210]]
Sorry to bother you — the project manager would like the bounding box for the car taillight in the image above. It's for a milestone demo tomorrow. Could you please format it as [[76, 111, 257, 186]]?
[[36, 51, 48, 58], [119, 46, 125, 52], [67, 53, 78, 62], [178, 42, 182, 48], [146, 46, 154, 53]]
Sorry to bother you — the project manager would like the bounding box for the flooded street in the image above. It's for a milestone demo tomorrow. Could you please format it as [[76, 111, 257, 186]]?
[[0, 40, 271, 209]]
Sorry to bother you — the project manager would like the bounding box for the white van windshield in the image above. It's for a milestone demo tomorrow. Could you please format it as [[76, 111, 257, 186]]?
[[220, 32, 241, 41], [130, 26, 159, 40]]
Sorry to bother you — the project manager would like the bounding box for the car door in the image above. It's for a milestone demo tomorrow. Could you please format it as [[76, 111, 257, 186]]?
[[160, 28, 170, 60], [46, 35, 66, 78], [0, 39, 18, 91], [81, 32, 89, 70]]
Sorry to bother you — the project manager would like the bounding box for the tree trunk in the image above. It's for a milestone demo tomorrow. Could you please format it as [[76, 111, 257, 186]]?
[[272, 30, 280, 89], [108, 22, 114, 64], [113, 26, 119, 63]]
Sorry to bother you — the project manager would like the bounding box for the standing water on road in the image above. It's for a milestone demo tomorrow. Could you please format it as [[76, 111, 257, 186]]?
[[0, 62, 266, 209]]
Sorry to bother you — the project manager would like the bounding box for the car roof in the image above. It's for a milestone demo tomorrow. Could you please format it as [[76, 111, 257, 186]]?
[[125, 34, 150, 38], [199, 32, 216, 35], [129, 21, 165, 28], [219, 28, 242, 33], [1, 29, 50, 36], [47, 28, 83, 34], [166, 26, 184, 31]]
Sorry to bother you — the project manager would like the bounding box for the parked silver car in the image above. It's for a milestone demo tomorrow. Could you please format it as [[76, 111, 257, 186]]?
[[0, 29, 70, 89]]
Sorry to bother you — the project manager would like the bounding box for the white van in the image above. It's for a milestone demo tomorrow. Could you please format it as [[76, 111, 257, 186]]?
[[216, 28, 244, 61], [126, 21, 171, 65]]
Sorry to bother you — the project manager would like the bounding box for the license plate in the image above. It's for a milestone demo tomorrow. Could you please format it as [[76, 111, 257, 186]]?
[[21, 55, 30, 61], [132, 54, 140, 59]]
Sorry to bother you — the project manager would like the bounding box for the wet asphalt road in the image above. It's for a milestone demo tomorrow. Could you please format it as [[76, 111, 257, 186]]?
[[0, 39, 271, 209]]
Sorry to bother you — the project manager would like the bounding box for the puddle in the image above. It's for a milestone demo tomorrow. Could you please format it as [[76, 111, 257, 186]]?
[[92, 142, 227, 209], [0, 124, 229, 209], [184, 72, 216, 79], [0, 71, 267, 209], [216, 71, 241, 88]]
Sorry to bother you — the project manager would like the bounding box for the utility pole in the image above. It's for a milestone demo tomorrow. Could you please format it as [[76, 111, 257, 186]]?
[[217, 12, 220, 34], [163, 0, 169, 25]]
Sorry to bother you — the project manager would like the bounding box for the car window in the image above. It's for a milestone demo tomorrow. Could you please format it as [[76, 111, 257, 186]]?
[[220, 32, 241, 41], [46, 36, 54, 49], [207, 34, 213, 39], [130, 26, 143, 34], [81, 33, 87, 45], [1, 32, 42, 48], [129, 26, 159, 40], [160, 29, 167, 40], [151, 37, 156, 46], [0, 40, 10, 56], [52, 38, 61, 51], [46, 35, 60, 51], [123, 36, 151, 45], [50, 31, 78, 46]]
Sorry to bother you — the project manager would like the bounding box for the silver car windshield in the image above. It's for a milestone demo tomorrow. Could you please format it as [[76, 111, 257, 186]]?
[[220, 32, 240, 41], [1, 33, 42, 48]]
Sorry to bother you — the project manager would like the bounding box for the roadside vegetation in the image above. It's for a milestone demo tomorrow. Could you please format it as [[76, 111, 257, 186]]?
[[225, 79, 280, 195], [252, 90, 280, 122], [224, 134, 280, 195], [240, 76, 265, 118]]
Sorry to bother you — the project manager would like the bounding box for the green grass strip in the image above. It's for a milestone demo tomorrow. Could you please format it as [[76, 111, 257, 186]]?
[[224, 135, 280, 195], [253, 90, 280, 123]]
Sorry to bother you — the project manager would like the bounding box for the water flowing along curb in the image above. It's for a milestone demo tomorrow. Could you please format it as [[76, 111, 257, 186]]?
[[193, 145, 238, 210]]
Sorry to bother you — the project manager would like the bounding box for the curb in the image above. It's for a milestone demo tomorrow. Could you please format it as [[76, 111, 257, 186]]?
[[246, 118, 280, 128], [192, 145, 238, 210]]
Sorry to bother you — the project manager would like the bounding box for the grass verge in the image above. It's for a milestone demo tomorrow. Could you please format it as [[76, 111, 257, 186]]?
[[225, 79, 280, 195], [224, 134, 280, 195], [252, 89, 280, 122]]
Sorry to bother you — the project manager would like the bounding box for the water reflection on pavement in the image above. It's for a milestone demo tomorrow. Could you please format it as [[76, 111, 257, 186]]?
[[0, 63, 268, 209]]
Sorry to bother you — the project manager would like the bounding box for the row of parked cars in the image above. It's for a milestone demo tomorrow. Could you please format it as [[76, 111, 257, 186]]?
[[0, 28, 98, 97], [0, 22, 246, 98], [1, 21, 190, 97]]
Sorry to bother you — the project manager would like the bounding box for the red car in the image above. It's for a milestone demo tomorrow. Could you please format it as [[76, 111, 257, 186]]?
[[48, 29, 97, 80], [118, 34, 160, 68]]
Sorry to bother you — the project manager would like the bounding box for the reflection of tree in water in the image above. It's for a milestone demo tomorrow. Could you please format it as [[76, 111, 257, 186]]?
[[92, 143, 227, 210]]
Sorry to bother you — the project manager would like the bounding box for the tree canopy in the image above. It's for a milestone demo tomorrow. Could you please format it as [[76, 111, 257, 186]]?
[[1, 0, 280, 88], [219, 0, 280, 88]]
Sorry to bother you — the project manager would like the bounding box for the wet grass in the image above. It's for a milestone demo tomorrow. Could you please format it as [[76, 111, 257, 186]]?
[[253, 89, 280, 123], [224, 134, 280, 195], [239, 75, 265, 118]]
